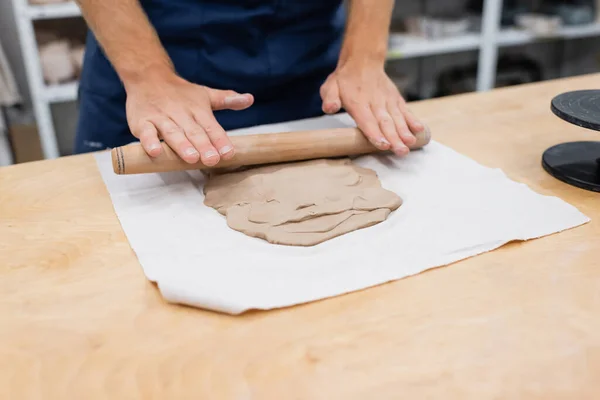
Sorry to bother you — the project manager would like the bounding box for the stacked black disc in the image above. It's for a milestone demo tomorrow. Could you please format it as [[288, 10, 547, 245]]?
[[543, 90, 600, 192]]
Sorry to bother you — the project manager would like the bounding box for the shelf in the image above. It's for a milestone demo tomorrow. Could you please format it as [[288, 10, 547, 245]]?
[[387, 33, 481, 59], [44, 81, 78, 103], [27, 2, 81, 20], [388, 23, 600, 58], [498, 22, 600, 47]]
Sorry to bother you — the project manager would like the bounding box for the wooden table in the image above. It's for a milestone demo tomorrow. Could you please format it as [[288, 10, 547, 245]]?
[[1, 74, 599, 399]]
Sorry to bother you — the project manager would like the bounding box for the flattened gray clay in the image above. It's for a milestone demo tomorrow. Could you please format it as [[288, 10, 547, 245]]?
[[203, 158, 402, 246]]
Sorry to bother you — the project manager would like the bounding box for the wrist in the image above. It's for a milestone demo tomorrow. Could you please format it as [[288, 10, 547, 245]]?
[[121, 62, 177, 92], [338, 44, 387, 69], [337, 50, 387, 71]]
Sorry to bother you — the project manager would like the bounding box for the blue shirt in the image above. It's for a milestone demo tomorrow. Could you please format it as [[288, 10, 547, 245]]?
[[75, 0, 345, 152]]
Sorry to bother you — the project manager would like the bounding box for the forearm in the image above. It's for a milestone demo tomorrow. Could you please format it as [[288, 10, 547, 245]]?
[[339, 0, 394, 66], [75, 0, 174, 89]]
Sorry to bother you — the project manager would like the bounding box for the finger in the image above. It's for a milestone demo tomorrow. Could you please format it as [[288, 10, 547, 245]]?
[[207, 88, 254, 111], [171, 111, 222, 166], [403, 107, 425, 134], [320, 77, 341, 114], [137, 121, 162, 157], [374, 106, 408, 156], [150, 116, 200, 164], [346, 102, 390, 150], [389, 104, 417, 149], [194, 111, 235, 162]]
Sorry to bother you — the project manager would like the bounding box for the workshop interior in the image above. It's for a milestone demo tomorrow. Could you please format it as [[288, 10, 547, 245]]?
[[1, 0, 600, 166], [2, 0, 600, 395]]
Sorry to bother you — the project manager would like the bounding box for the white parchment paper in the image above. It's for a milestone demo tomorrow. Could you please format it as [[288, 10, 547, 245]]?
[[95, 114, 590, 314]]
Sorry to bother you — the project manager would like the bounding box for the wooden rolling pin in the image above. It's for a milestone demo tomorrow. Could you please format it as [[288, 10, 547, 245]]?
[[112, 127, 431, 175]]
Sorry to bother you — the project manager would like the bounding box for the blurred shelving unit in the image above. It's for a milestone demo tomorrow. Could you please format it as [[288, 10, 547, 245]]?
[[12, 0, 83, 159], [387, 33, 482, 59], [498, 22, 600, 47], [385, 0, 503, 92], [9, 0, 600, 160], [27, 1, 81, 20], [44, 81, 79, 103]]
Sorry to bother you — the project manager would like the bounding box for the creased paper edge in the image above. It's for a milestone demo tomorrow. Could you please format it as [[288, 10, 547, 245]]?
[[155, 212, 590, 315]]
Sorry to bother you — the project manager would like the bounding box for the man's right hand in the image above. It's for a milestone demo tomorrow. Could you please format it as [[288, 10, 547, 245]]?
[[125, 73, 254, 166], [75, 0, 253, 164]]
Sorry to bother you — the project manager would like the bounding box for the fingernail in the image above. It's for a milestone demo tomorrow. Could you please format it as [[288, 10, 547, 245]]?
[[224, 95, 249, 106], [204, 150, 218, 159], [185, 148, 199, 156], [328, 101, 340, 112], [378, 138, 391, 146], [219, 145, 233, 155], [393, 144, 409, 155], [404, 135, 417, 145], [148, 143, 160, 151]]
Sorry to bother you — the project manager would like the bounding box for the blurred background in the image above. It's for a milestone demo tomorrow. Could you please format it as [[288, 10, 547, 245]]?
[[1, 0, 599, 166]]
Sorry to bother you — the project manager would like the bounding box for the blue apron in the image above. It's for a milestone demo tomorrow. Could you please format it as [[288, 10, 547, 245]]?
[[74, 0, 345, 153]]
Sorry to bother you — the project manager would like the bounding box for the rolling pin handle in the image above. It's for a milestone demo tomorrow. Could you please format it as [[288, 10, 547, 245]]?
[[111, 126, 432, 175]]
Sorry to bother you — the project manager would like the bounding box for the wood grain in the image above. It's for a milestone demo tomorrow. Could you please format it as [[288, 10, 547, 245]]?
[[1, 74, 600, 399]]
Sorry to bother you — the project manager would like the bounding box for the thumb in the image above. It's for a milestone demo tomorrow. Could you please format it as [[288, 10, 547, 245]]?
[[320, 76, 342, 114], [207, 88, 254, 111]]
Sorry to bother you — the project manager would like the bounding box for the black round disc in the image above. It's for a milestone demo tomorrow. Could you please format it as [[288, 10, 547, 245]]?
[[551, 90, 600, 131], [542, 141, 600, 192]]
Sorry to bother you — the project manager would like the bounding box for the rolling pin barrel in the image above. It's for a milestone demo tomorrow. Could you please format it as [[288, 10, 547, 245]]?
[[112, 127, 431, 175]]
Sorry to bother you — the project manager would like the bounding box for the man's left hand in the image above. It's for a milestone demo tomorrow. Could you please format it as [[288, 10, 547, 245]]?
[[320, 61, 425, 156]]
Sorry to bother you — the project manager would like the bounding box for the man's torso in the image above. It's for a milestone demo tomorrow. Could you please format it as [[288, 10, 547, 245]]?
[[75, 0, 345, 151], [81, 0, 345, 99]]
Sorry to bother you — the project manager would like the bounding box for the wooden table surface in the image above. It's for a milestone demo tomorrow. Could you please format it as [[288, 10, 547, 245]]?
[[1, 74, 599, 399]]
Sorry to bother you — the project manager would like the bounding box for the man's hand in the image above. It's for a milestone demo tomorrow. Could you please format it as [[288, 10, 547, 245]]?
[[320, 61, 424, 156], [75, 0, 253, 165], [126, 73, 253, 165], [324, 0, 424, 156]]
